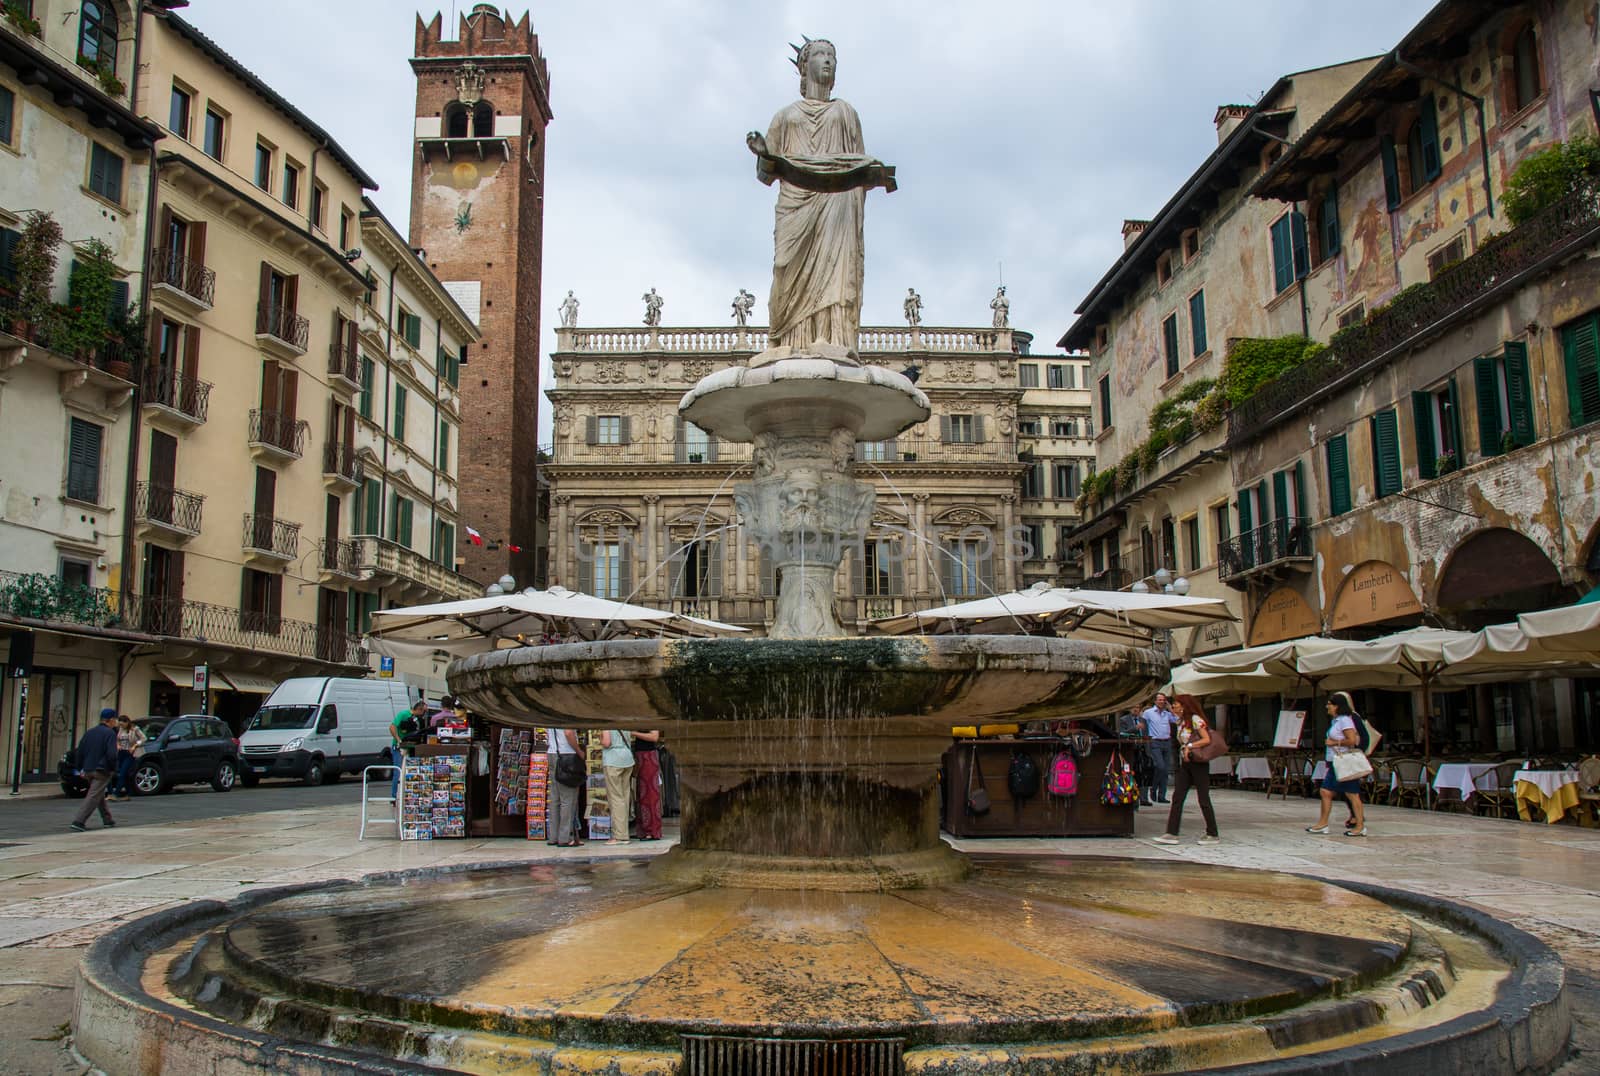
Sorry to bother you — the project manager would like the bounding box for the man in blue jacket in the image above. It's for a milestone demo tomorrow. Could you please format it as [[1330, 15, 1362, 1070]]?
[[70, 708, 120, 832]]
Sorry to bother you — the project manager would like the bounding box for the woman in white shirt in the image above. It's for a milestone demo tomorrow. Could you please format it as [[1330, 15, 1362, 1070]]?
[[1305, 692, 1368, 837]]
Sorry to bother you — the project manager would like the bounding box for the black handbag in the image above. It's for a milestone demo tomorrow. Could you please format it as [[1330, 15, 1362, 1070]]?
[[553, 751, 586, 788], [966, 748, 991, 815]]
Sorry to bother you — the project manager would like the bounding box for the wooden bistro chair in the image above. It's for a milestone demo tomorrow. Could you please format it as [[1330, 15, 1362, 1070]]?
[[1390, 759, 1430, 810], [1577, 756, 1600, 828], [1473, 761, 1523, 820], [1265, 753, 1294, 801], [1369, 758, 1392, 806]]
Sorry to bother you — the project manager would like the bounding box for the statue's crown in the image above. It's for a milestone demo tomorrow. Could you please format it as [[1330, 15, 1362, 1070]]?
[[788, 36, 813, 73]]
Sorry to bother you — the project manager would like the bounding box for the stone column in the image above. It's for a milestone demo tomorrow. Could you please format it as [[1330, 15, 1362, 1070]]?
[[554, 495, 572, 587], [643, 495, 661, 600], [913, 493, 930, 597], [1000, 493, 1017, 593]]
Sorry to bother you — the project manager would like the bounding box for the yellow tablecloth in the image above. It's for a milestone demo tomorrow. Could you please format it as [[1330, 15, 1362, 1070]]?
[[1515, 771, 1581, 824]]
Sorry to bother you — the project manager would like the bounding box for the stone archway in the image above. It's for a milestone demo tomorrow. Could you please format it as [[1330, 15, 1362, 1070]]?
[[1435, 527, 1568, 629]]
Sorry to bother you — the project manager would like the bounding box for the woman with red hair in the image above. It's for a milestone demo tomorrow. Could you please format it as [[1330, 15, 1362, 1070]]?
[[1152, 694, 1220, 845]]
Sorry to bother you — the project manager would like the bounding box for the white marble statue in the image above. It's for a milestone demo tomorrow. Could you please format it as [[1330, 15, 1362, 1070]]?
[[732, 288, 756, 327], [642, 287, 664, 327], [558, 290, 579, 329], [903, 287, 923, 327], [990, 285, 1009, 329], [747, 38, 896, 354]]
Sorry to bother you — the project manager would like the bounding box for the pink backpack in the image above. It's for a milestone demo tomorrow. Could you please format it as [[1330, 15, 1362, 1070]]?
[[1047, 751, 1079, 797]]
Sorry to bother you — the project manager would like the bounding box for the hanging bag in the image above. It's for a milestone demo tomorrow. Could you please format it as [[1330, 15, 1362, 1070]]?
[[1101, 747, 1141, 807], [1008, 750, 1041, 800], [966, 747, 991, 815], [1047, 751, 1080, 797]]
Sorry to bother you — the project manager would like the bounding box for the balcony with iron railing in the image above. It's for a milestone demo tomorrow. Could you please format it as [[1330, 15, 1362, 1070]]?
[[1228, 186, 1600, 445], [1218, 517, 1312, 588], [242, 513, 300, 563], [150, 247, 216, 312], [322, 440, 363, 489], [248, 409, 309, 461], [320, 537, 363, 579], [0, 569, 362, 667], [255, 301, 309, 358], [329, 339, 361, 391], [135, 481, 203, 539], [142, 366, 211, 426], [0, 294, 137, 388]]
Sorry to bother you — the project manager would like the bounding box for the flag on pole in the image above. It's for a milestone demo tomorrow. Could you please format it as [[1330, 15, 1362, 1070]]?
[[466, 525, 484, 546], [508, 543, 523, 553]]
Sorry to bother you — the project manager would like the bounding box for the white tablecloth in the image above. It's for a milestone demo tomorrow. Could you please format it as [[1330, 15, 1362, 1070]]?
[[1432, 762, 1499, 800], [1235, 757, 1271, 782], [1209, 756, 1235, 776], [1513, 768, 1578, 799], [1311, 761, 1328, 782]]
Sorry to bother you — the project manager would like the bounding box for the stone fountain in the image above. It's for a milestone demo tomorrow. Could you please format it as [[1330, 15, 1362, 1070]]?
[[69, 38, 1568, 1076]]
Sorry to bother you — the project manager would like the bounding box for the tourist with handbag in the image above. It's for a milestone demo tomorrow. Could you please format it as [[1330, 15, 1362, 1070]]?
[[1153, 694, 1220, 845], [548, 729, 585, 847], [1305, 692, 1370, 837]]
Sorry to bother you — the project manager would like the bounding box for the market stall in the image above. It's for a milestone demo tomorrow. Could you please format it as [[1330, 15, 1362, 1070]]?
[[942, 732, 1136, 838]]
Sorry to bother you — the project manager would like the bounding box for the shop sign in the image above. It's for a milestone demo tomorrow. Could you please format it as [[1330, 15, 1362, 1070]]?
[[1188, 619, 1240, 657], [1331, 560, 1422, 630], [1248, 586, 1321, 646], [379, 656, 395, 679], [192, 665, 208, 693]]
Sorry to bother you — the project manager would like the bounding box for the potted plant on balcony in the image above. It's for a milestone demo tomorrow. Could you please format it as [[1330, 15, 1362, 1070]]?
[[1434, 449, 1459, 476], [12, 211, 61, 340], [60, 238, 118, 367], [105, 302, 145, 381], [76, 57, 124, 97], [2, 1, 41, 36]]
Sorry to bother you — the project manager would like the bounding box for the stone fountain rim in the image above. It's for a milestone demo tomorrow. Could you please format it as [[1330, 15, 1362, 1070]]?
[[73, 857, 1570, 1075], [677, 351, 930, 443]]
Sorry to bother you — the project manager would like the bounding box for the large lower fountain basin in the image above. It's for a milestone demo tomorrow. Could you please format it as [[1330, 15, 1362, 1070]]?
[[451, 635, 1166, 889]]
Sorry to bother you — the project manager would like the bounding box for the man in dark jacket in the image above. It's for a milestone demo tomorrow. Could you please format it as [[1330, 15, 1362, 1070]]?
[[70, 708, 120, 832]]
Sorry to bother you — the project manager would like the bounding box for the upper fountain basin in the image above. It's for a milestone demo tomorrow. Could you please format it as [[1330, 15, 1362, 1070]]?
[[448, 635, 1166, 731], [679, 348, 930, 443]]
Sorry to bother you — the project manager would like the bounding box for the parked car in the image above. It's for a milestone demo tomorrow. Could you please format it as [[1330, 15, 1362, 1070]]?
[[128, 715, 241, 795], [239, 678, 413, 786]]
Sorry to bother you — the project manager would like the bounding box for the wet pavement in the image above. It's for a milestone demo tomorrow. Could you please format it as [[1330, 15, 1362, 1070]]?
[[3, 788, 1600, 1071]]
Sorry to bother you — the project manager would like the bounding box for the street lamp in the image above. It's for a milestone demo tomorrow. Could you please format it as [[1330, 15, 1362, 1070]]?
[[498, 574, 516, 592], [484, 583, 504, 597]]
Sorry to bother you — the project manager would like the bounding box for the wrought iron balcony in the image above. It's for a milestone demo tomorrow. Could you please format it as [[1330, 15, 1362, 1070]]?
[[248, 409, 308, 460], [322, 440, 363, 488], [1218, 517, 1312, 586], [329, 339, 361, 390], [150, 247, 216, 311], [142, 366, 211, 425], [242, 513, 300, 561], [136, 481, 203, 538], [319, 537, 362, 578], [255, 301, 309, 357], [353, 535, 481, 601], [1229, 186, 1600, 445]]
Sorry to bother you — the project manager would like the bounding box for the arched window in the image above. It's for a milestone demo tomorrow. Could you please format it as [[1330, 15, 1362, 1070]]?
[[1510, 25, 1541, 113], [443, 103, 468, 139], [472, 101, 494, 137], [78, 0, 119, 71]]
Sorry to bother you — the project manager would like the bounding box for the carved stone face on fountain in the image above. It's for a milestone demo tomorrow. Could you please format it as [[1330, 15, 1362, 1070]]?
[[780, 467, 820, 534]]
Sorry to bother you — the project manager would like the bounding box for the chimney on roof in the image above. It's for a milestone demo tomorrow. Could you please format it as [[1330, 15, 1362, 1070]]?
[[1121, 220, 1151, 250], [1215, 105, 1252, 144]]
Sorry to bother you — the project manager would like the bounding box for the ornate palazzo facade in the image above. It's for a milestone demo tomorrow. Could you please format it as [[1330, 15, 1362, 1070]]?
[[545, 324, 1064, 633]]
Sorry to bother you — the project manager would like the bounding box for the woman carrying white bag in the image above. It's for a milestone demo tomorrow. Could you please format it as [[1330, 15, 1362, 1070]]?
[[1305, 692, 1371, 838]]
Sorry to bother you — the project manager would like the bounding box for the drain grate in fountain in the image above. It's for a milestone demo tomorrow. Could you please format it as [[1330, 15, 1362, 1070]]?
[[680, 1034, 905, 1075]]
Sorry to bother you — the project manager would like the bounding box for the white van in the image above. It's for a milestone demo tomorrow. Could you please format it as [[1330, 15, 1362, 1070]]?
[[239, 678, 415, 786]]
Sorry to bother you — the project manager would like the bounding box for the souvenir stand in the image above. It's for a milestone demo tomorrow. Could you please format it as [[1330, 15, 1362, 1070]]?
[[941, 722, 1136, 838], [584, 736, 612, 840], [399, 745, 469, 840]]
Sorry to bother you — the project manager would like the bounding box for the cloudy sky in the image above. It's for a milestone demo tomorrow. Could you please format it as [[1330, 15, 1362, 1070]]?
[[180, 0, 1431, 431]]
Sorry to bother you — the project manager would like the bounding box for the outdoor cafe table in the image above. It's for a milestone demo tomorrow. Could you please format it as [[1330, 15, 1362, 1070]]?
[[1433, 762, 1500, 803], [1208, 756, 1235, 778], [1514, 767, 1581, 824], [1235, 757, 1272, 783]]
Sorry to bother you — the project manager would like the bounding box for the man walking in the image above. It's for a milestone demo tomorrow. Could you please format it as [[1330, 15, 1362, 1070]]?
[[1140, 693, 1177, 804], [70, 709, 120, 832]]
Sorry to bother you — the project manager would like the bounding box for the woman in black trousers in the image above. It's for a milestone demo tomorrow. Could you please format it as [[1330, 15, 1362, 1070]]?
[[1153, 694, 1220, 845]]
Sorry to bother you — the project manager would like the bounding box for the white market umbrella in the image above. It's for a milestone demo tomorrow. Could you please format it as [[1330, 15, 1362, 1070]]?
[[871, 583, 1235, 643], [1168, 661, 1293, 698], [1516, 601, 1600, 655]]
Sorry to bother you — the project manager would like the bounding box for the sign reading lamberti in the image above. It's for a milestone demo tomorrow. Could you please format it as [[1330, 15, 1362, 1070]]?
[[1249, 586, 1321, 645], [1331, 560, 1422, 630]]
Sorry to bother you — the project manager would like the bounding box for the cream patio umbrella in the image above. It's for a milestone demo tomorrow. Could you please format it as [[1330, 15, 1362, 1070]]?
[[1515, 601, 1600, 654], [871, 583, 1236, 644]]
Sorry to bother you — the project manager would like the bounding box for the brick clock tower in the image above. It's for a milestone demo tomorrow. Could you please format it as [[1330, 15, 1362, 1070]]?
[[410, 5, 551, 586]]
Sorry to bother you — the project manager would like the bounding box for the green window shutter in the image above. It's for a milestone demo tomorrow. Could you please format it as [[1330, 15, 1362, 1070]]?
[[1292, 461, 1306, 522], [358, 357, 374, 418], [1162, 315, 1179, 378], [1270, 215, 1294, 293], [1272, 470, 1289, 523], [1380, 136, 1402, 210], [393, 385, 407, 440], [1321, 184, 1340, 257], [1372, 410, 1402, 497], [1189, 289, 1207, 357], [1326, 435, 1351, 517], [66, 418, 103, 502], [1419, 95, 1442, 181], [1098, 376, 1112, 428], [399, 498, 414, 547], [1474, 355, 1503, 456], [1237, 493, 1253, 535], [1444, 377, 1463, 464], [0, 227, 20, 290], [1411, 390, 1436, 479], [1562, 316, 1600, 428], [1290, 211, 1310, 280], [387, 491, 398, 539], [442, 524, 454, 568], [362, 479, 380, 535], [438, 421, 450, 470], [1504, 341, 1536, 445], [109, 280, 129, 325]]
